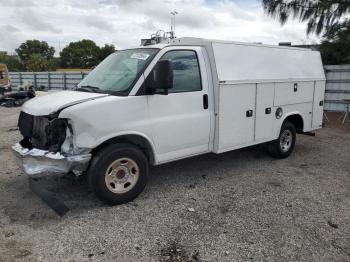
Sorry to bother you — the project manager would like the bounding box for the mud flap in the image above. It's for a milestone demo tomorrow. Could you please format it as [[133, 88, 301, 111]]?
[[29, 178, 70, 217]]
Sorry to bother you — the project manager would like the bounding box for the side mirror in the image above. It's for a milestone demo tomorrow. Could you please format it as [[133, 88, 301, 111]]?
[[148, 60, 173, 95]]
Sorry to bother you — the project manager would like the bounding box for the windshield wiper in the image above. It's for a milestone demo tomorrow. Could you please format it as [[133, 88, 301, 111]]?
[[80, 85, 100, 90], [76, 85, 104, 93], [109, 90, 128, 96]]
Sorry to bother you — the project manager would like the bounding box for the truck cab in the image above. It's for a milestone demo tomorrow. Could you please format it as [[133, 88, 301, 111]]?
[[12, 38, 325, 204]]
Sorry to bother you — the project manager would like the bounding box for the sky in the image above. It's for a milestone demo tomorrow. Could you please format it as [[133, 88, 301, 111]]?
[[0, 0, 319, 55]]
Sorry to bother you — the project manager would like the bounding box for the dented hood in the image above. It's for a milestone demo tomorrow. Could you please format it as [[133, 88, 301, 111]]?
[[22, 91, 109, 116]]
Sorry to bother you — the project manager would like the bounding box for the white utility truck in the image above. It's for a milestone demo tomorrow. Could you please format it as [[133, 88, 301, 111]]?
[[12, 37, 325, 204]]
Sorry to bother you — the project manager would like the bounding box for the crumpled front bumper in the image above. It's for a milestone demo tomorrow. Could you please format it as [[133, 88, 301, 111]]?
[[11, 143, 91, 178]]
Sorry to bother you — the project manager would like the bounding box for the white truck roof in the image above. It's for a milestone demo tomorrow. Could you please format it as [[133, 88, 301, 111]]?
[[149, 37, 326, 83]]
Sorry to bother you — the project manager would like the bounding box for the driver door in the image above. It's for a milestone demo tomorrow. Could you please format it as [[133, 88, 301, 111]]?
[[147, 47, 211, 163]]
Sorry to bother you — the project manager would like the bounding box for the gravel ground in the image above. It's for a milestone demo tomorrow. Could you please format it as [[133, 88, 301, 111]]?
[[0, 107, 349, 262]]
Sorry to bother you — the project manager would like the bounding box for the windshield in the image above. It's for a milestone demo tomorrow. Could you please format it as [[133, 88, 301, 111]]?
[[78, 48, 159, 95]]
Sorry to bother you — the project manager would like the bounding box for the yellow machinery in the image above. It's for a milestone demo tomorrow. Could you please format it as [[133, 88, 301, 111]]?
[[0, 63, 11, 93]]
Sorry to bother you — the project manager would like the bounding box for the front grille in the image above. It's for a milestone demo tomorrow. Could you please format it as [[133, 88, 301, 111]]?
[[18, 111, 34, 138], [18, 111, 67, 152]]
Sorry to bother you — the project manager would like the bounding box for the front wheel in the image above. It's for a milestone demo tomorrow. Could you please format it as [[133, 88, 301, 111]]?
[[88, 143, 149, 205], [268, 121, 296, 158]]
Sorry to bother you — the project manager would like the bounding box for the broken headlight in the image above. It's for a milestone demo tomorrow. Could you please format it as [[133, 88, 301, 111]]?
[[60, 123, 74, 155], [18, 111, 69, 152]]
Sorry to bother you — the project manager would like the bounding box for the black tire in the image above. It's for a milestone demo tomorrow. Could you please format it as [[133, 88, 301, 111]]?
[[268, 121, 296, 158], [88, 143, 149, 205]]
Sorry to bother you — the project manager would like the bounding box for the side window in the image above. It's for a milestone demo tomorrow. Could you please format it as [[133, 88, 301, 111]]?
[[160, 50, 201, 93]]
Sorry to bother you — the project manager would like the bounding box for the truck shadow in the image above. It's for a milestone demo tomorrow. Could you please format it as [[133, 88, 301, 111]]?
[[71, 145, 269, 206], [4, 143, 274, 223], [149, 144, 271, 184]]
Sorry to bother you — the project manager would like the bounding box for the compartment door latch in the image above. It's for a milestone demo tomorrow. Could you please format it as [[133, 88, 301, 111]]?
[[294, 83, 298, 92], [246, 110, 253, 117]]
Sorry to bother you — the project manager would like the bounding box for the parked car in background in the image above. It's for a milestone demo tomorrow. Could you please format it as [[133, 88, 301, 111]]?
[[12, 37, 325, 205], [0, 63, 11, 94]]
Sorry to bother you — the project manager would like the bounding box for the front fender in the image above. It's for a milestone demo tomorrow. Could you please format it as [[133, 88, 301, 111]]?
[[58, 95, 157, 161], [86, 131, 157, 162]]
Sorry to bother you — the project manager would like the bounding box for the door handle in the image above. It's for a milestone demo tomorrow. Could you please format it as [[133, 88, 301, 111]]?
[[265, 107, 271, 114], [319, 100, 324, 106], [246, 110, 253, 117], [203, 94, 208, 109]]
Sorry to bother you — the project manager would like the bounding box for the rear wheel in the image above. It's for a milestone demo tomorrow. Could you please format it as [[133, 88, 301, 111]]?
[[268, 121, 296, 158], [88, 143, 149, 205]]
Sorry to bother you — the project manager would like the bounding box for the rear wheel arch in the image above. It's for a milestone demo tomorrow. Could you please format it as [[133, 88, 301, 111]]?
[[91, 134, 156, 165], [283, 114, 304, 133]]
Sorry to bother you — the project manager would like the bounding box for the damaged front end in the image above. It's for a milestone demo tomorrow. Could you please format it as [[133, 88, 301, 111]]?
[[12, 111, 91, 178]]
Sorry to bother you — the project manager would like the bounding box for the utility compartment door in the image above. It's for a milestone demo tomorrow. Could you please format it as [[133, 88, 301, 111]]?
[[218, 84, 256, 150], [274, 81, 314, 106], [255, 83, 275, 141], [312, 80, 326, 128]]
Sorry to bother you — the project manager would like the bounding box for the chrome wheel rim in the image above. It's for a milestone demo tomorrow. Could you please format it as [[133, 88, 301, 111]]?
[[280, 130, 293, 152], [105, 158, 139, 194]]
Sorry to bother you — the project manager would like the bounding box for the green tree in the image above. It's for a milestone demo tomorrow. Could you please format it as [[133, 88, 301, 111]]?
[[99, 44, 116, 61], [26, 54, 49, 72], [261, 0, 350, 37], [60, 40, 101, 68], [0, 52, 25, 72], [319, 28, 350, 65], [15, 40, 55, 65], [261, 0, 350, 65], [48, 57, 61, 71]]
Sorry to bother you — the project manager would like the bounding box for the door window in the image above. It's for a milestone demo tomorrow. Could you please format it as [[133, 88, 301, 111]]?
[[160, 50, 202, 93]]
